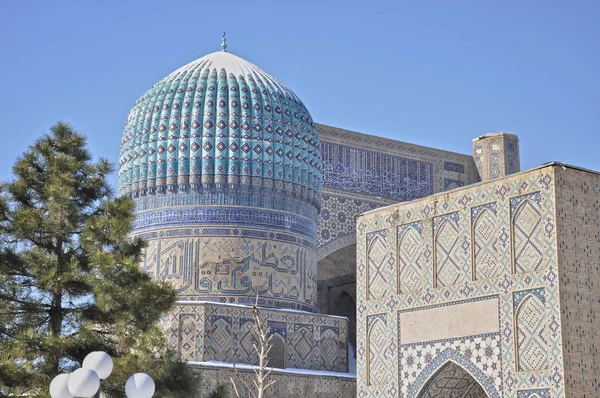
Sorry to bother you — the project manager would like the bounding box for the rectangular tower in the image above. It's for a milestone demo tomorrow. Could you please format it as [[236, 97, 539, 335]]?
[[473, 132, 520, 181]]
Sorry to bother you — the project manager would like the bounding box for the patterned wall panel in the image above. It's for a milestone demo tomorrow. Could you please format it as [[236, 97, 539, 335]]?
[[434, 213, 465, 288], [290, 324, 315, 369], [178, 313, 198, 361], [514, 289, 547, 371], [367, 230, 390, 300], [167, 301, 348, 372], [238, 318, 259, 365], [320, 326, 342, 371], [316, 124, 478, 266], [367, 315, 390, 386], [208, 316, 233, 361], [356, 166, 562, 398], [397, 222, 425, 294], [472, 203, 503, 280], [139, 228, 318, 312], [317, 193, 386, 260], [511, 192, 544, 274]]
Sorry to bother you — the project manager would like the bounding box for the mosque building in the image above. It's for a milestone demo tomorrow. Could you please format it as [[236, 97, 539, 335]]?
[[119, 37, 599, 397]]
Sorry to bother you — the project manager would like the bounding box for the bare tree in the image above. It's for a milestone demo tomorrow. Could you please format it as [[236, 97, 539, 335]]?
[[229, 295, 276, 398]]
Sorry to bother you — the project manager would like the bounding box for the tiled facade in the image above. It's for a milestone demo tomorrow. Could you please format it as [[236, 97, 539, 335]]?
[[316, 124, 485, 349], [316, 124, 479, 264], [357, 163, 600, 397], [472, 133, 520, 182], [163, 302, 348, 372]]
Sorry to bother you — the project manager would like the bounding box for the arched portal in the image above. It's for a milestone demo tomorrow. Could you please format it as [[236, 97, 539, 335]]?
[[330, 291, 356, 346], [416, 362, 488, 398], [317, 243, 357, 347], [408, 348, 501, 398]]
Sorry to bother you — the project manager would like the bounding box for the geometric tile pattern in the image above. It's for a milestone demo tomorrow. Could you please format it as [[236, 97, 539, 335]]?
[[321, 141, 434, 202], [368, 316, 390, 386], [165, 301, 348, 372], [320, 326, 341, 371], [178, 313, 199, 361], [367, 230, 390, 300], [515, 291, 547, 371], [238, 319, 259, 365], [405, 346, 501, 398], [399, 332, 502, 397], [356, 166, 565, 397], [417, 361, 486, 398], [119, 51, 321, 205], [516, 389, 549, 398], [290, 324, 315, 369], [511, 193, 544, 274], [434, 213, 464, 287], [398, 222, 425, 294], [472, 203, 502, 280], [208, 318, 233, 361], [316, 124, 478, 263], [317, 193, 385, 259]]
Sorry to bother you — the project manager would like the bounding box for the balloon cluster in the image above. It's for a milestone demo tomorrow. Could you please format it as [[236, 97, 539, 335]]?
[[49, 351, 155, 398]]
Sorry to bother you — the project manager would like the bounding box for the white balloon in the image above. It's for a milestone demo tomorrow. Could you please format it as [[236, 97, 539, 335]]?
[[83, 351, 113, 380], [49, 373, 73, 398], [67, 368, 100, 397], [125, 373, 155, 398]]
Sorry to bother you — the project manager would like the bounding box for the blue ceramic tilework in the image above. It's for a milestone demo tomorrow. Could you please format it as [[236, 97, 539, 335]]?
[[513, 288, 546, 313], [406, 347, 501, 398], [444, 161, 466, 174], [119, 51, 322, 210], [471, 202, 498, 224], [510, 192, 542, 218], [132, 205, 317, 240], [366, 313, 387, 330], [444, 178, 465, 190], [267, 320, 287, 338], [170, 302, 348, 371], [397, 221, 423, 237], [433, 212, 460, 232], [132, 190, 318, 220], [321, 141, 434, 202]]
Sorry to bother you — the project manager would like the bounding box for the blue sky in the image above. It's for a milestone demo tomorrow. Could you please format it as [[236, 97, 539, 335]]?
[[1, 0, 598, 187]]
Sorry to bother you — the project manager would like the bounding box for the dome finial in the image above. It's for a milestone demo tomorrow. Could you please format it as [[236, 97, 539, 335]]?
[[221, 32, 227, 52]]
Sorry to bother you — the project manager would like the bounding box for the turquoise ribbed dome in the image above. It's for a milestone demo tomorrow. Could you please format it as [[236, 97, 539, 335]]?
[[119, 50, 322, 209]]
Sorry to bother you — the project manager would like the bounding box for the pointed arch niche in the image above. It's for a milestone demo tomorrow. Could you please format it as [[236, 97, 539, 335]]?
[[366, 315, 389, 386], [366, 231, 389, 300], [510, 193, 544, 274], [472, 204, 501, 281], [514, 289, 548, 371], [397, 222, 425, 294], [408, 348, 500, 398]]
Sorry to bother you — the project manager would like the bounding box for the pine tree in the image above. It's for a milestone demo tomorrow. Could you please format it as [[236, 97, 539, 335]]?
[[0, 122, 200, 397]]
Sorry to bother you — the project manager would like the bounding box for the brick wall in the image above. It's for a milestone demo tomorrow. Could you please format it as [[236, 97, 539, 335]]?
[[555, 166, 600, 396], [195, 364, 356, 398]]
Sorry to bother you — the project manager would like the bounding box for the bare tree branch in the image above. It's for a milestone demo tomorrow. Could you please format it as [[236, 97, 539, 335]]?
[[229, 293, 277, 398]]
